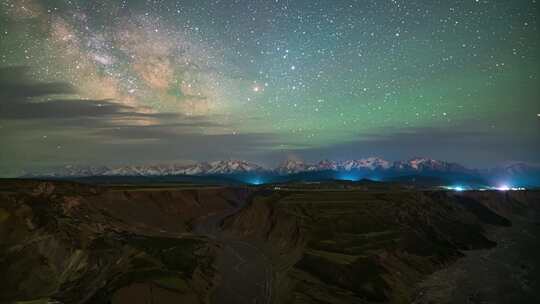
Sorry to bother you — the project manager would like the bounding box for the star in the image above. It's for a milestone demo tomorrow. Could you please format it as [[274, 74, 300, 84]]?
[[0, 0, 538, 173]]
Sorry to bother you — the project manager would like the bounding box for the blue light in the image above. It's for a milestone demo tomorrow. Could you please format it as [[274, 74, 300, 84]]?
[[337, 173, 361, 181], [444, 185, 466, 191], [248, 178, 264, 185], [496, 184, 510, 191]]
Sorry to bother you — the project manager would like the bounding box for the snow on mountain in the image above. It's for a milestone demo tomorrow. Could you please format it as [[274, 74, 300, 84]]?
[[316, 160, 339, 171], [29, 157, 539, 181], [181, 162, 211, 175], [204, 160, 264, 174], [392, 157, 467, 173], [340, 157, 392, 171], [39, 158, 439, 177], [48, 165, 111, 177], [100, 161, 264, 176], [275, 160, 317, 174], [276, 157, 392, 174]]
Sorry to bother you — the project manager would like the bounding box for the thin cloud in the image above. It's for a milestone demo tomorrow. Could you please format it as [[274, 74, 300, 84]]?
[[0, 66, 147, 120], [0, 66, 225, 129], [266, 125, 540, 168]]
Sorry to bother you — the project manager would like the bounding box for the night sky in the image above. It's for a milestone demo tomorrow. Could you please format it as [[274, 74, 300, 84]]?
[[1, 0, 539, 176]]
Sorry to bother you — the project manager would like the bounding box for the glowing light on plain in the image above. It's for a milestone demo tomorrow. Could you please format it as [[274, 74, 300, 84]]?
[[443, 185, 466, 192], [496, 185, 511, 191], [248, 178, 264, 185], [337, 173, 362, 181]]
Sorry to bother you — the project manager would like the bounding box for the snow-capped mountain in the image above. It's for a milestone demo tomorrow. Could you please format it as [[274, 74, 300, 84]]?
[[276, 157, 393, 174], [275, 160, 317, 175], [203, 160, 264, 175], [46, 165, 111, 177], [340, 157, 392, 171], [392, 157, 468, 173], [36, 160, 263, 177], [179, 162, 211, 175], [316, 160, 340, 171], [33, 157, 469, 177], [27, 158, 540, 187]]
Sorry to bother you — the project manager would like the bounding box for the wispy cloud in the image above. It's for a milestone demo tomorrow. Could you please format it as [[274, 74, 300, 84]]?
[[0, 66, 230, 128], [0, 66, 285, 176], [0, 67, 156, 121]]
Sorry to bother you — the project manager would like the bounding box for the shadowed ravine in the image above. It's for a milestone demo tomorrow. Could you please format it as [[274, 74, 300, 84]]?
[[192, 192, 273, 304], [413, 194, 540, 304]]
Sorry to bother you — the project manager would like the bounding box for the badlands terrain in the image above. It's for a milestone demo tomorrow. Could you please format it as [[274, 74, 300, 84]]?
[[0, 179, 539, 304]]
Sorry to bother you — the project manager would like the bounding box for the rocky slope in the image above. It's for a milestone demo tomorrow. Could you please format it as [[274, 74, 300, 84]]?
[[220, 189, 538, 303], [413, 191, 540, 304], [0, 179, 538, 303], [0, 180, 250, 304]]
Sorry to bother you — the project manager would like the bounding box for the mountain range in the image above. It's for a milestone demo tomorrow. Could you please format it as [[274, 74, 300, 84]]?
[[26, 157, 540, 187]]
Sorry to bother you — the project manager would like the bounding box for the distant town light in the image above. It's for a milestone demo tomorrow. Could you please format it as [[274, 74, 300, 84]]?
[[496, 185, 511, 191], [443, 185, 466, 192], [248, 178, 264, 185], [511, 187, 526, 191], [337, 173, 361, 181]]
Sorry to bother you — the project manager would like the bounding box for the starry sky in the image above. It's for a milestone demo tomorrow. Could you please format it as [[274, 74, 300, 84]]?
[[0, 0, 539, 176]]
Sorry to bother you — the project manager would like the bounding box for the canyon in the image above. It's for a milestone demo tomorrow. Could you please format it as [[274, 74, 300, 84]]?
[[0, 179, 539, 303]]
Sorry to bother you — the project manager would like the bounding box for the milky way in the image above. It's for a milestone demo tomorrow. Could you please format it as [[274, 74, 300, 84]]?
[[0, 0, 539, 175]]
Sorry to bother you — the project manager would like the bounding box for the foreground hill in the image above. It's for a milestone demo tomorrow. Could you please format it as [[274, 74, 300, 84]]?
[[0, 179, 539, 303]]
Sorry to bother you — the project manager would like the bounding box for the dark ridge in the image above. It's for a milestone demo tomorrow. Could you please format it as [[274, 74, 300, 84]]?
[[453, 195, 512, 227]]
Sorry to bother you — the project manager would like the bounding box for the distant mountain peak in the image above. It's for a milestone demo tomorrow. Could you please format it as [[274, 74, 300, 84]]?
[[26, 158, 540, 186], [205, 160, 264, 174], [341, 157, 392, 171], [317, 159, 339, 171], [392, 157, 467, 172], [276, 159, 316, 174]]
